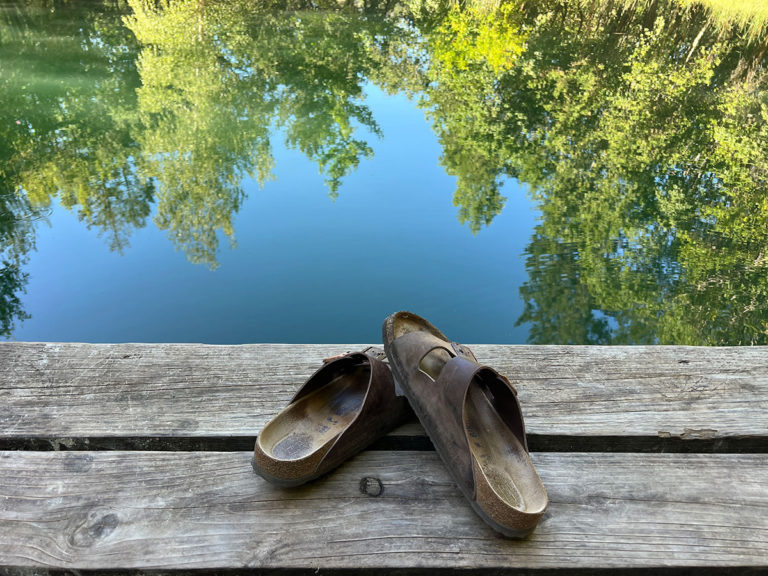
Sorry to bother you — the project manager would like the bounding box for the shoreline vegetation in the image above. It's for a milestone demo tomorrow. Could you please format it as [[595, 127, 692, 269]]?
[[678, 0, 768, 41], [1, 0, 767, 344]]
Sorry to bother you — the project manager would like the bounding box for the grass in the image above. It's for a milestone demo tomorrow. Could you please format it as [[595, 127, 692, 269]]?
[[453, 0, 768, 42], [673, 0, 768, 41]]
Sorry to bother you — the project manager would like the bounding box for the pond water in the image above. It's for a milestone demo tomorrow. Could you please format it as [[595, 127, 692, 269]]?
[[2, 0, 767, 345]]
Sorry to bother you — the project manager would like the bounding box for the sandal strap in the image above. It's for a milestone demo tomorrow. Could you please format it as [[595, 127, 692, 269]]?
[[323, 346, 386, 364]]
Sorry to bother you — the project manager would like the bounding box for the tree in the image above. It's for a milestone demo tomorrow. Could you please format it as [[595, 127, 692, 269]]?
[[419, 3, 527, 232], [2, 0, 152, 253], [0, 1, 144, 334], [4, 0, 768, 344], [124, 0, 401, 264], [497, 0, 768, 344]]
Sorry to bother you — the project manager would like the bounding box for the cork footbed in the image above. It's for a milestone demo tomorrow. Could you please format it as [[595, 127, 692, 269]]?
[[257, 366, 369, 461], [391, 311, 447, 341], [465, 384, 548, 515]]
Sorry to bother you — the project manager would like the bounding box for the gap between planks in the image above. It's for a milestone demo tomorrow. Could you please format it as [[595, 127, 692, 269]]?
[[1, 433, 768, 453]]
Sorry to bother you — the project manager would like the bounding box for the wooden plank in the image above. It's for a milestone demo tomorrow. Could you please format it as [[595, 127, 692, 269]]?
[[1, 342, 768, 439], [1, 450, 766, 570]]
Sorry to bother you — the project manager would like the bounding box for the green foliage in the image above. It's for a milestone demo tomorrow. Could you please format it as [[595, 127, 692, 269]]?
[[2, 0, 150, 253], [678, 0, 768, 42], [0, 1, 138, 334], [2, 0, 768, 344], [502, 0, 768, 344], [0, 190, 39, 338], [0, 259, 30, 339], [123, 0, 401, 263], [432, 4, 524, 76], [2, 0, 405, 271], [420, 4, 527, 232], [125, 0, 273, 266]]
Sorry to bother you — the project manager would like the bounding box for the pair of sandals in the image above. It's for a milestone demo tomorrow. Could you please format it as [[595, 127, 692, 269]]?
[[252, 311, 548, 538]]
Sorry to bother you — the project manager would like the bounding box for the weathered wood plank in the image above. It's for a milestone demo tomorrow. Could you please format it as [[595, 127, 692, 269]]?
[[1, 450, 766, 570], [2, 343, 767, 439]]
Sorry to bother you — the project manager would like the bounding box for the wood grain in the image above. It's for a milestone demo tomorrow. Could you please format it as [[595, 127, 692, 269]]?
[[2, 343, 767, 439], [1, 450, 766, 570]]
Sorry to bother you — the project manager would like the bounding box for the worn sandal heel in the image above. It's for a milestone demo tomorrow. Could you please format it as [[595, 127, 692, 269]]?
[[253, 347, 411, 487]]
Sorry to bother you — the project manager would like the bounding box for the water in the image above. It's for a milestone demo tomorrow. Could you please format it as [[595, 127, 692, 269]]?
[[2, 0, 768, 345], [14, 87, 535, 343]]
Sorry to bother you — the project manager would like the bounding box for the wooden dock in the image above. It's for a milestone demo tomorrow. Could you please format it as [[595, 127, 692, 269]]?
[[1, 342, 767, 573]]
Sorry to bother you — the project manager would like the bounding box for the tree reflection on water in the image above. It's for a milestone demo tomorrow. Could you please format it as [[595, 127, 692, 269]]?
[[1, 0, 767, 343]]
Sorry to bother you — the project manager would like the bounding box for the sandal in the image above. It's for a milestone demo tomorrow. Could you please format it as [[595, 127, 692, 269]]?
[[253, 347, 411, 487], [382, 312, 548, 537]]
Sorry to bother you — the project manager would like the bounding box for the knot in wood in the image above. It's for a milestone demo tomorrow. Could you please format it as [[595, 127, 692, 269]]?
[[69, 512, 119, 548], [359, 476, 383, 497]]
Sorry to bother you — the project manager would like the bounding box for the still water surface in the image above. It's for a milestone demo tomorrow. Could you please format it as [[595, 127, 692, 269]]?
[[2, 0, 768, 344]]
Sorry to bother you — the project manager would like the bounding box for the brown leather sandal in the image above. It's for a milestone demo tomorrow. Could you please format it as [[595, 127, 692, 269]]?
[[253, 347, 411, 487], [382, 312, 548, 537]]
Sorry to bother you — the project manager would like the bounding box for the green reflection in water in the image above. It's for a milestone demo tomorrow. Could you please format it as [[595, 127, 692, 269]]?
[[124, 0, 399, 265], [504, 1, 768, 344], [1, 0, 767, 343], [2, 0, 140, 336]]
